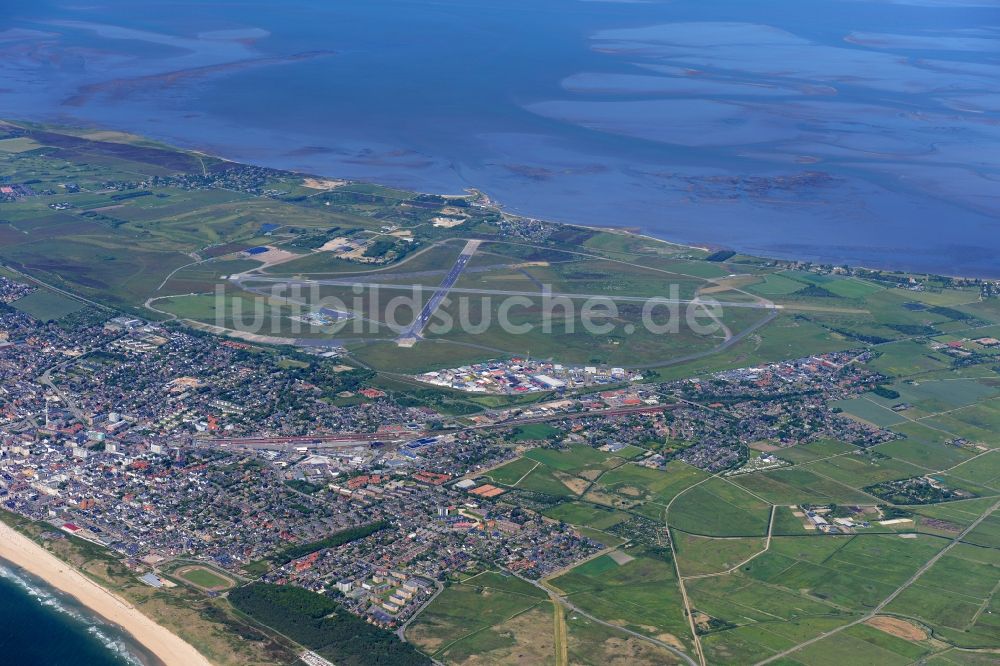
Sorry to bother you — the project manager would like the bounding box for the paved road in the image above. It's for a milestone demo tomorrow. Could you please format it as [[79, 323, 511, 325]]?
[[239, 276, 782, 311]]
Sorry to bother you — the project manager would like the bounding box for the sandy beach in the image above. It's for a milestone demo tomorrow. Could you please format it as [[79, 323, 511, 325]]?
[[0, 521, 212, 666]]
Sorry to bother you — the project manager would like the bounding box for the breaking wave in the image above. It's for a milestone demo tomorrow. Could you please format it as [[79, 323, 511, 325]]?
[[0, 563, 145, 665]]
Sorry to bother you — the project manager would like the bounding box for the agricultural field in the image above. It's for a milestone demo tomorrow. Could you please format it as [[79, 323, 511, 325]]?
[[730, 466, 876, 505], [672, 532, 767, 577], [9, 289, 87, 321], [884, 542, 1000, 647]]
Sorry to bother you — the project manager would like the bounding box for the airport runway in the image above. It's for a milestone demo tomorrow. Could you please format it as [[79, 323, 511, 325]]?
[[395, 239, 480, 345]]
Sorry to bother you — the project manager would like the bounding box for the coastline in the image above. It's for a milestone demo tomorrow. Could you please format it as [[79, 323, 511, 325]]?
[[8, 118, 995, 280], [0, 521, 212, 666], [165, 147, 1000, 282]]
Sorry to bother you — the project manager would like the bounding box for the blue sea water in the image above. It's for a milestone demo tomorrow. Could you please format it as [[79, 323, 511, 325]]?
[[1, 0, 998, 276], [0, 561, 152, 666]]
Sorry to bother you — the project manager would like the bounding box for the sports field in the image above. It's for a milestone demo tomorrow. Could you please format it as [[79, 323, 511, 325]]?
[[172, 565, 236, 592]]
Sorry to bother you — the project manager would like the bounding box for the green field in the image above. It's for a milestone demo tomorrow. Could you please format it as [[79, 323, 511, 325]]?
[[731, 467, 876, 504], [174, 566, 234, 590], [10, 289, 87, 321], [551, 548, 693, 652], [584, 461, 709, 520], [668, 478, 771, 537], [406, 571, 551, 663], [673, 532, 767, 577], [885, 542, 1000, 647], [542, 501, 630, 530]]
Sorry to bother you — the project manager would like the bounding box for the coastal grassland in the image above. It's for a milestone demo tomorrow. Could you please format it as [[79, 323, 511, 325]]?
[[867, 341, 952, 377], [918, 400, 1000, 445], [264, 239, 462, 276], [745, 272, 809, 297], [911, 497, 999, 534], [348, 340, 501, 374], [481, 445, 628, 499], [831, 396, 909, 427], [644, 314, 852, 383], [4, 123, 916, 377], [565, 613, 687, 665], [686, 531, 972, 662], [456, 252, 710, 300], [699, 615, 857, 664], [874, 424, 979, 469], [800, 451, 926, 488], [9, 289, 86, 321], [946, 450, 1000, 491], [962, 512, 1000, 548], [860, 374, 1000, 420], [672, 532, 767, 577], [159, 258, 264, 296], [433, 601, 556, 665], [884, 542, 1000, 648], [730, 466, 877, 505], [406, 571, 549, 662], [0, 226, 198, 310], [541, 501, 630, 531], [0, 136, 42, 152], [741, 534, 947, 611], [667, 478, 771, 537], [924, 651, 1000, 666], [775, 438, 855, 464], [785, 621, 935, 666], [0, 127, 403, 310], [0, 510, 293, 665], [582, 460, 709, 520], [226, 239, 787, 371], [550, 547, 693, 652], [414, 288, 771, 369]]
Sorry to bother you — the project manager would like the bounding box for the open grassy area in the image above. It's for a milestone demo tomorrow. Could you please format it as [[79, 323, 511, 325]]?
[[406, 571, 550, 663], [583, 461, 709, 520], [551, 548, 694, 653], [668, 478, 771, 537], [10, 289, 87, 321], [731, 467, 876, 505], [673, 532, 767, 577], [542, 501, 630, 531], [884, 542, 1000, 648], [566, 613, 687, 665]]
